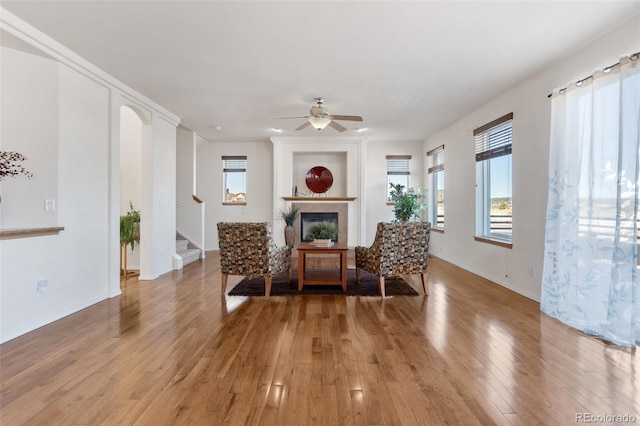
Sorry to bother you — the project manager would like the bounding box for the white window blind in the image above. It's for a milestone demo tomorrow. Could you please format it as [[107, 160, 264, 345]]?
[[427, 145, 444, 174], [427, 145, 445, 229], [474, 113, 513, 162], [222, 156, 246, 171], [386, 155, 411, 175]]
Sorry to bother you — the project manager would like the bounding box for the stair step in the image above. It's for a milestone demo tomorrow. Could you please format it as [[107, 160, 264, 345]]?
[[177, 248, 201, 266], [176, 239, 188, 251]]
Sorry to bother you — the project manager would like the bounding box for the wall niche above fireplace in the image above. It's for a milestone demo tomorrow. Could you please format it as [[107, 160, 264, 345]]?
[[293, 153, 346, 197]]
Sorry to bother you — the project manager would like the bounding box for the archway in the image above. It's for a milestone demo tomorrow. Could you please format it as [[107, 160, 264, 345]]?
[[119, 105, 144, 279]]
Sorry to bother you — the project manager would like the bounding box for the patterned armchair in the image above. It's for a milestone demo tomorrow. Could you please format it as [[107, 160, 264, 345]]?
[[217, 222, 292, 298], [355, 222, 431, 298]]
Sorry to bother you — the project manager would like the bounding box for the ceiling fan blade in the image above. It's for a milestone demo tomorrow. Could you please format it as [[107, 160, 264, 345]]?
[[295, 121, 312, 131], [328, 121, 347, 132], [330, 115, 363, 122], [277, 116, 310, 120]]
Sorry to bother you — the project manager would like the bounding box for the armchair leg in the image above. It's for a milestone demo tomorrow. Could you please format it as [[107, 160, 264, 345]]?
[[356, 268, 361, 284], [286, 268, 291, 283], [378, 276, 386, 298], [265, 277, 272, 299], [221, 273, 228, 296], [421, 274, 427, 295]]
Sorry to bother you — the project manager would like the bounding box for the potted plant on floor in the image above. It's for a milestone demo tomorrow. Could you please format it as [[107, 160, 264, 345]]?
[[280, 205, 299, 247], [388, 183, 426, 222], [120, 202, 141, 276], [309, 221, 337, 247]]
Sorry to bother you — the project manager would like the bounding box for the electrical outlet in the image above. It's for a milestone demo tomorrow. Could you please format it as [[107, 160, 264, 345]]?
[[528, 266, 536, 277], [45, 199, 56, 211], [37, 279, 48, 293]]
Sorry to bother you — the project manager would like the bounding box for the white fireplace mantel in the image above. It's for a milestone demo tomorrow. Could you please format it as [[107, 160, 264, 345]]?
[[272, 136, 368, 247]]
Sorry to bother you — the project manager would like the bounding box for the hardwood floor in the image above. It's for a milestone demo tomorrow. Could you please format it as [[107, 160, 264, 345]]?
[[1, 253, 638, 425]]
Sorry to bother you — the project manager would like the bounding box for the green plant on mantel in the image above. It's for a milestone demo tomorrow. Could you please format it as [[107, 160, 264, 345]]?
[[280, 205, 300, 226], [309, 222, 337, 240], [389, 182, 426, 222], [120, 202, 140, 250]]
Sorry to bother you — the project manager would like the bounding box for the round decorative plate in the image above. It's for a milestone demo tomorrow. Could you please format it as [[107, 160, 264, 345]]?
[[305, 166, 333, 194]]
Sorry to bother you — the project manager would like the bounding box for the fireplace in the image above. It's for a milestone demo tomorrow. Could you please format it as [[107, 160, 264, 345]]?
[[300, 212, 339, 242], [272, 137, 365, 247], [292, 202, 348, 246]]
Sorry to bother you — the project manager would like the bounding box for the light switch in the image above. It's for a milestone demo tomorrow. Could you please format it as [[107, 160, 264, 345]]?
[[45, 199, 55, 211]]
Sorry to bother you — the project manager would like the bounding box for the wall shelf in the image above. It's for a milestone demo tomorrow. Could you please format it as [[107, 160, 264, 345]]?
[[0, 227, 65, 240], [283, 197, 356, 201]]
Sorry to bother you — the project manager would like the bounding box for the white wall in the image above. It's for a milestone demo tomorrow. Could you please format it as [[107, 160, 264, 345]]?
[[424, 15, 640, 302], [0, 48, 58, 228], [176, 126, 204, 250], [148, 114, 177, 279], [1, 50, 111, 342], [363, 140, 424, 246], [196, 139, 273, 250], [57, 62, 111, 310]]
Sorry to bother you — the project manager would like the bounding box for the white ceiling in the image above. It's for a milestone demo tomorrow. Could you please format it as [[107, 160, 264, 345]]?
[[2, 1, 639, 143]]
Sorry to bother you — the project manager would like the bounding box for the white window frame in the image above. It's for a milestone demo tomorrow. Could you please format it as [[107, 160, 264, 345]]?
[[386, 155, 411, 201], [427, 145, 444, 230], [474, 113, 513, 245], [222, 155, 247, 205]]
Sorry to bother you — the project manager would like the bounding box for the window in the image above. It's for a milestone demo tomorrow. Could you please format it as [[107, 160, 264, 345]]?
[[474, 113, 513, 243], [222, 155, 246, 204], [386, 155, 411, 201], [427, 145, 444, 229]]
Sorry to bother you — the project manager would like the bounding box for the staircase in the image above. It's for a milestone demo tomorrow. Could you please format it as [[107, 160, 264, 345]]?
[[175, 236, 201, 269]]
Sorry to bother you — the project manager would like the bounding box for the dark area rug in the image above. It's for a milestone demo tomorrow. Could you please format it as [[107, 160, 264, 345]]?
[[228, 269, 419, 296]]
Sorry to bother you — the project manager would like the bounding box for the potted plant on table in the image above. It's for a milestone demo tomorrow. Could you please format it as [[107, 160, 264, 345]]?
[[280, 205, 299, 247], [308, 221, 337, 247], [388, 183, 426, 222]]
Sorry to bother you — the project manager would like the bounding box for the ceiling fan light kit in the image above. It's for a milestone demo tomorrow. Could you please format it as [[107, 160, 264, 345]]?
[[309, 116, 331, 130]]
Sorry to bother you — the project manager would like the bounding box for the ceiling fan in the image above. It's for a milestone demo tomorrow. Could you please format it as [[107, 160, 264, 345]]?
[[277, 97, 363, 132]]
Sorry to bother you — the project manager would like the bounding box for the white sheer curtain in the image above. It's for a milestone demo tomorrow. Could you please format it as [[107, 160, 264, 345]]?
[[541, 53, 640, 347]]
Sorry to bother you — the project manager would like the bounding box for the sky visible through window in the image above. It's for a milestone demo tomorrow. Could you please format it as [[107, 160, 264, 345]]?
[[225, 173, 245, 194], [387, 174, 409, 200], [490, 155, 512, 199]]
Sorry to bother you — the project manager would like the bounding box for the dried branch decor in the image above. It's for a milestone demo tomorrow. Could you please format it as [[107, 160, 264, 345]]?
[[0, 151, 33, 181]]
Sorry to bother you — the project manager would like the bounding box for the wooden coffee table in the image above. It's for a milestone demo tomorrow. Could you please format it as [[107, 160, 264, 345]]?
[[297, 242, 348, 291]]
